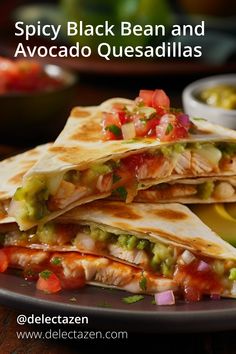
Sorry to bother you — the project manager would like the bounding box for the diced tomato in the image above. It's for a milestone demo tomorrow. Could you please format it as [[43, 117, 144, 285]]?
[[152, 89, 170, 109], [0, 249, 8, 273], [139, 90, 154, 106], [102, 112, 121, 140], [36, 270, 62, 293], [145, 117, 161, 136], [171, 126, 189, 140], [117, 110, 130, 125], [139, 89, 170, 109]]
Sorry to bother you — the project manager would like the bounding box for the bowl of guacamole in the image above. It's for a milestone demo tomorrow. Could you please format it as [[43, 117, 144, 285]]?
[[182, 74, 236, 130]]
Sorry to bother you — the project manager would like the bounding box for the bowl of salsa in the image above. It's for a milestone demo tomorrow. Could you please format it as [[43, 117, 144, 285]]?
[[0, 57, 77, 146]]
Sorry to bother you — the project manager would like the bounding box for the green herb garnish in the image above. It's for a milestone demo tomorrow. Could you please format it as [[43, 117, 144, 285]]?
[[165, 123, 173, 135], [139, 274, 147, 291], [105, 125, 121, 137], [39, 270, 52, 280], [51, 257, 62, 266], [115, 186, 127, 200], [122, 295, 144, 304]]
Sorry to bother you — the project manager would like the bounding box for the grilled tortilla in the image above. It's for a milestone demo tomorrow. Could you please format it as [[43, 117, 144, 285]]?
[[134, 176, 236, 204], [8, 98, 236, 230], [2, 201, 236, 299]]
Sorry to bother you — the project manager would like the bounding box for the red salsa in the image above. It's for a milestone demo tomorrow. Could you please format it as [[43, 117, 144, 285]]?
[[0, 57, 63, 94], [102, 89, 192, 142]]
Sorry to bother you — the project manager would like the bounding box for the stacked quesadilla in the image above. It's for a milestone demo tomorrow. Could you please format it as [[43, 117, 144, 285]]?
[[1, 88, 236, 302]]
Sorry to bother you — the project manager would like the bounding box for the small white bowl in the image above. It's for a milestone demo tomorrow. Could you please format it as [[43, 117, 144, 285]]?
[[182, 74, 236, 130]]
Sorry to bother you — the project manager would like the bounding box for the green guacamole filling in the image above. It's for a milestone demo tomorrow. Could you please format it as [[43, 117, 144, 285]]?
[[14, 176, 49, 221], [83, 225, 175, 276]]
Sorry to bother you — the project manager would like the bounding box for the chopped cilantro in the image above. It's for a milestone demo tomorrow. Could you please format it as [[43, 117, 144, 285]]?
[[122, 295, 144, 304], [165, 123, 173, 135], [39, 270, 52, 280], [115, 186, 127, 200], [51, 257, 62, 266], [139, 274, 147, 291], [105, 125, 121, 137]]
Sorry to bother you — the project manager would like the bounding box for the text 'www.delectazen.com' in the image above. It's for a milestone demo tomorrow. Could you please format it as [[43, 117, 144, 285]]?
[[16, 329, 128, 340]]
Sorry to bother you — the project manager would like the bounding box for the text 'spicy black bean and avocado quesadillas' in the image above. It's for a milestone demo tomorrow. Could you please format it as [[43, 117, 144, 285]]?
[[8, 89, 236, 231], [2, 201, 236, 302]]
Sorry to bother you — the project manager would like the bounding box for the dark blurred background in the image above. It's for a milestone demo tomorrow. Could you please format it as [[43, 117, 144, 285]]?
[[0, 0, 236, 150]]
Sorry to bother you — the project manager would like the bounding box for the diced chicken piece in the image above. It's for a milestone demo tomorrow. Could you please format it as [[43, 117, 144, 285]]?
[[220, 157, 236, 173], [108, 243, 149, 267], [96, 173, 113, 192], [137, 158, 173, 180], [136, 184, 197, 201], [80, 258, 109, 281], [213, 182, 235, 200], [123, 275, 177, 294], [74, 232, 96, 252], [62, 259, 85, 279], [174, 150, 191, 175], [50, 180, 89, 209], [191, 152, 213, 175], [5, 247, 48, 268], [94, 262, 134, 287]]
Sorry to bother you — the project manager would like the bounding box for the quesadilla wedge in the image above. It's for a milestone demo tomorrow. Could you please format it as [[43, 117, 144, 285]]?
[[9, 89, 236, 230], [3, 201, 236, 301]]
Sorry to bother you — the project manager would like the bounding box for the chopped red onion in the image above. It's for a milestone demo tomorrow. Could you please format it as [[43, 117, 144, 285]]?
[[154, 290, 175, 306], [210, 293, 221, 301], [197, 260, 210, 272], [178, 114, 190, 127], [181, 250, 196, 264]]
